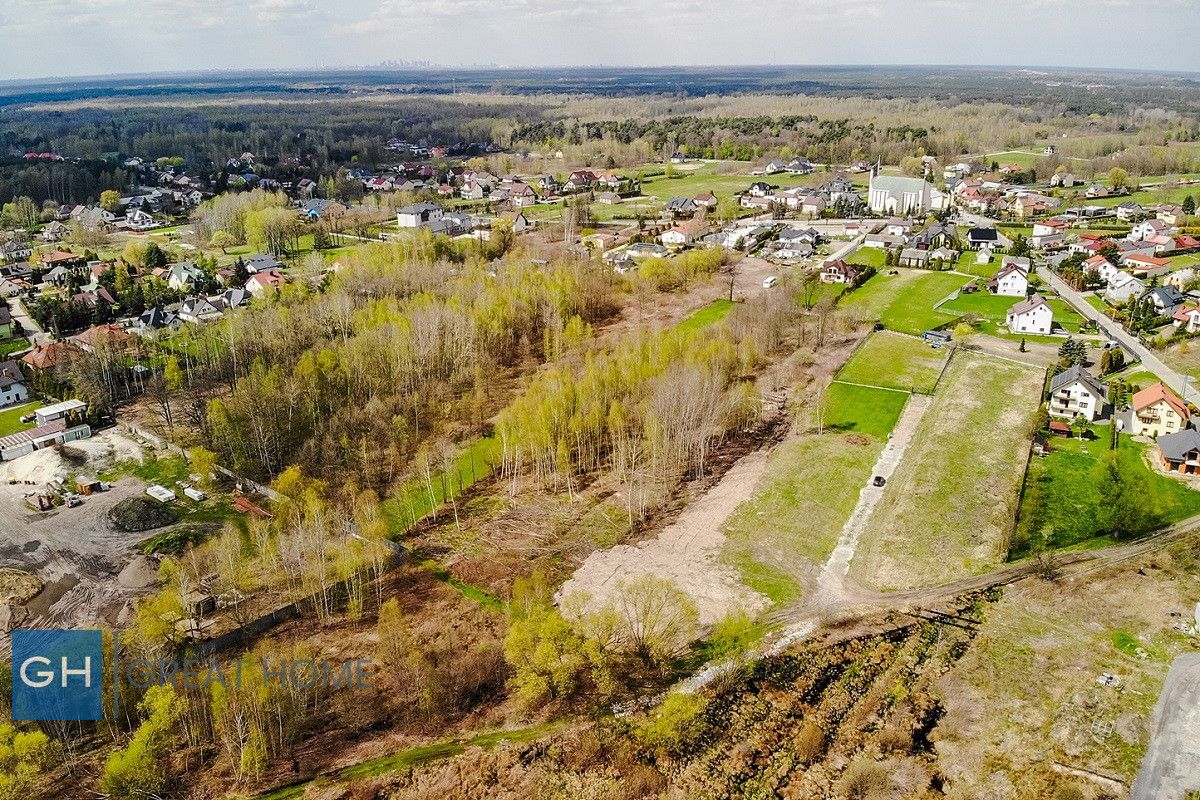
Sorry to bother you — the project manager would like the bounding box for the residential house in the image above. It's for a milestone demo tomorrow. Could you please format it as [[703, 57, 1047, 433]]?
[[863, 233, 906, 249], [246, 269, 286, 297], [1172, 305, 1200, 333], [885, 218, 914, 237], [1166, 269, 1196, 291], [165, 262, 205, 292], [1006, 295, 1053, 335], [660, 219, 709, 248], [747, 181, 773, 198], [39, 221, 67, 242], [498, 210, 531, 233], [1047, 365, 1106, 422], [1049, 172, 1076, 188], [990, 263, 1030, 297], [595, 191, 621, 205], [1132, 382, 1190, 438], [1122, 252, 1171, 276], [755, 160, 788, 175], [507, 183, 539, 208], [1115, 202, 1145, 222], [397, 202, 444, 228], [245, 253, 285, 274], [1105, 271, 1146, 304], [1158, 205, 1186, 226], [21, 340, 77, 372], [867, 175, 932, 215], [72, 323, 130, 353], [666, 197, 698, 218], [1140, 285, 1185, 317], [0, 240, 32, 264], [820, 259, 860, 284], [460, 180, 492, 200], [695, 192, 717, 209], [1156, 428, 1200, 474], [786, 157, 814, 175], [562, 171, 596, 193], [178, 296, 224, 324], [135, 306, 180, 336], [0, 360, 29, 408], [898, 248, 930, 268], [966, 227, 1001, 250], [1131, 219, 1169, 241]]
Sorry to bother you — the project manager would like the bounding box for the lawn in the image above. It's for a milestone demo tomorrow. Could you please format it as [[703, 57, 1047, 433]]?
[[820, 381, 909, 439], [722, 430, 887, 606], [954, 250, 1000, 278], [983, 150, 1041, 169], [939, 291, 1086, 334], [835, 331, 947, 393], [676, 299, 734, 332], [1012, 435, 1200, 557], [846, 246, 887, 269], [850, 352, 1044, 590], [0, 401, 38, 437], [841, 268, 971, 335]]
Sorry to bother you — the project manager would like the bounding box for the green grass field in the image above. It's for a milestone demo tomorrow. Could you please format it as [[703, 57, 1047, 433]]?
[[722, 430, 886, 605], [0, 401, 38, 437], [820, 381, 909, 439], [850, 353, 1044, 590], [1013, 436, 1200, 557], [984, 151, 1041, 169], [835, 331, 947, 393], [676, 299, 734, 332], [841, 268, 971, 335], [954, 251, 1000, 278], [939, 292, 1085, 334], [846, 246, 887, 269]]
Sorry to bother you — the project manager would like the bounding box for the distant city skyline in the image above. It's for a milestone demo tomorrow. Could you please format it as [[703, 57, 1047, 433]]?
[[1, 0, 1198, 81]]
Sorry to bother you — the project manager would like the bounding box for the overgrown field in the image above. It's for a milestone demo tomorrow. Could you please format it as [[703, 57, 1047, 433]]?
[[850, 352, 1043, 590]]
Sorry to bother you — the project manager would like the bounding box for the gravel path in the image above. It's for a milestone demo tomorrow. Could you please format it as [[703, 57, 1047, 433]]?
[[1132, 652, 1200, 800], [814, 393, 932, 610], [558, 449, 772, 627]]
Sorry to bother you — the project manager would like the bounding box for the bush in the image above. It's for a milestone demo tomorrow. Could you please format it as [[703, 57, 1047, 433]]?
[[842, 757, 890, 799]]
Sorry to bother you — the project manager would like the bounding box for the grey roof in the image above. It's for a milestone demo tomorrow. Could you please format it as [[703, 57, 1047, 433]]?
[[1049, 365, 1106, 398], [1008, 295, 1049, 316], [1146, 286, 1185, 307], [1157, 428, 1200, 461], [968, 227, 1000, 242], [870, 175, 929, 195], [0, 359, 25, 390]]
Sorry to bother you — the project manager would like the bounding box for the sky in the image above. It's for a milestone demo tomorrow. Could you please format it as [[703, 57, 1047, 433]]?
[[1, 0, 1198, 80]]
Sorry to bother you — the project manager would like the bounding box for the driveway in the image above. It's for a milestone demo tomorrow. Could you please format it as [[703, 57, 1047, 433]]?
[[1131, 652, 1200, 800]]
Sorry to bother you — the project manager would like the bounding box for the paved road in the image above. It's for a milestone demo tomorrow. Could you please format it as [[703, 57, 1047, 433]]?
[[1041, 269, 1200, 405], [8, 296, 47, 346], [1131, 652, 1200, 800]]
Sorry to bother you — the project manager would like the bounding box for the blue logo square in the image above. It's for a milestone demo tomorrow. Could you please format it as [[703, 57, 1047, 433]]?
[[12, 630, 103, 721]]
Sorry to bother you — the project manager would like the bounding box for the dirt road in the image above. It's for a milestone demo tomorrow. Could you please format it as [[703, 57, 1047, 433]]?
[[1131, 652, 1200, 800], [815, 392, 931, 610]]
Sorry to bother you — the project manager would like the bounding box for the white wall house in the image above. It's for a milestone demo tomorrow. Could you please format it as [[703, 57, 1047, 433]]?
[[1006, 295, 1053, 335], [991, 264, 1029, 297], [1047, 365, 1106, 422]]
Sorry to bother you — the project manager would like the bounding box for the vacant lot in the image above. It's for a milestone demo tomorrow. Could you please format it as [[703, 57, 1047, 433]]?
[[722, 431, 885, 606], [937, 541, 1200, 796], [836, 331, 947, 393], [0, 401, 37, 437], [1013, 435, 1200, 556], [821, 381, 909, 439], [846, 246, 887, 269], [676, 299, 734, 332], [850, 353, 1043, 590], [841, 269, 971, 335]]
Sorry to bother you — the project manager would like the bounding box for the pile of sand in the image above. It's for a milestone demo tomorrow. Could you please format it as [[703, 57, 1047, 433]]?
[[117, 555, 160, 589], [0, 567, 44, 605], [2, 447, 67, 485]]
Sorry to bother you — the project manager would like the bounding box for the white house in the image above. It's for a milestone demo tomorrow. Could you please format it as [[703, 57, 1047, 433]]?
[[1006, 295, 1053, 335], [1047, 365, 1106, 422], [166, 262, 205, 292], [0, 360, 29, 408], [397, 202, 444, 228], [867, 175, 932, 215], [1105, 271, 1146, 304], [990, 263, 1029, 297]]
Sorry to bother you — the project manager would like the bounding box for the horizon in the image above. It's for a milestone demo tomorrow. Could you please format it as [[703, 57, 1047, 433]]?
[[1, 0, 1198, 80]]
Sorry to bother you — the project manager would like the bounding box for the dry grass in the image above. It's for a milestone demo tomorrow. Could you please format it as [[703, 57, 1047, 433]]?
[[849, 352, 1043, 591]]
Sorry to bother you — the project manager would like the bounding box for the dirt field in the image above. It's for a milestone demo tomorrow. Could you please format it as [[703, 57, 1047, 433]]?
[[936, 541, 1200, 798], [850, 352, 1044, 591], [557, 448, 772, 627], [0, 429, 161, 641]]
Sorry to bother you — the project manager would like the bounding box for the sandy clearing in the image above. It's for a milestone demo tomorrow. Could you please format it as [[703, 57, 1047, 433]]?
[[558, 449, 772, 627]]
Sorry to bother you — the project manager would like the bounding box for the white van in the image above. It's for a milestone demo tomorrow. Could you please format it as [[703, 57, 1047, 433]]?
[[762, 275, 778, 289]]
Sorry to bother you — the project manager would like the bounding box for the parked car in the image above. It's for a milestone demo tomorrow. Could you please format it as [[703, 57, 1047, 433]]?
[[762, 275, 778, 289], [872, 475, 886, 487]]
